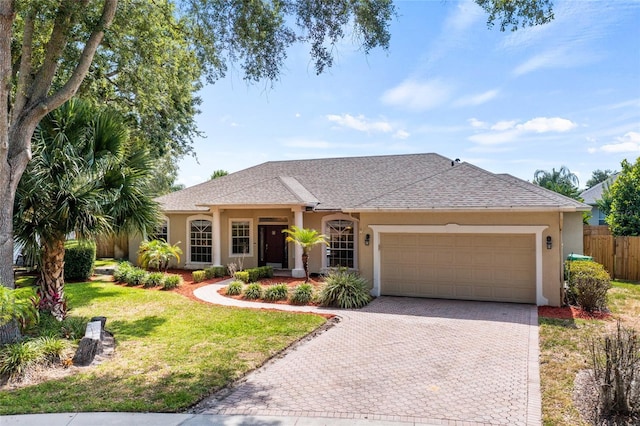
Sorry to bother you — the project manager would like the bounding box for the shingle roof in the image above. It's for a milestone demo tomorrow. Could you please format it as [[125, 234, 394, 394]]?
[[579, 174, 619, 205], [157, 153, 590, 212]]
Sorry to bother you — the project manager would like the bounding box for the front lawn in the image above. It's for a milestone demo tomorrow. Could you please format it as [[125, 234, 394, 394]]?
[[0, 280, 326, 414], [539, 280, 640, 425]]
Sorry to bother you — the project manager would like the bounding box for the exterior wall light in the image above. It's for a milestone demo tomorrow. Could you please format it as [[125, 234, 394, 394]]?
[[365, 234, 371, 246], [546, 236, 552, 249]]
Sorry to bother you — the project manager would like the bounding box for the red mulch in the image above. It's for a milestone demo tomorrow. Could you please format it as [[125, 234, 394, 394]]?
[[538, 305, 613, 320]]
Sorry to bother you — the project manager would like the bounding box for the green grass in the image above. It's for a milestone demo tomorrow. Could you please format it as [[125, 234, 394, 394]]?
[[539, 280, 640, 425], [94, 258, 118, 268], [0, 280, 325, 414]]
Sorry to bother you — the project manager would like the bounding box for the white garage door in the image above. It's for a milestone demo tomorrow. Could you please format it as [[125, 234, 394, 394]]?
[[380, 233, 536, 304]]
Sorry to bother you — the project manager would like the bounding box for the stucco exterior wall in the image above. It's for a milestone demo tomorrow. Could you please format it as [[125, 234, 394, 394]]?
[[562, 212, 585, 259]]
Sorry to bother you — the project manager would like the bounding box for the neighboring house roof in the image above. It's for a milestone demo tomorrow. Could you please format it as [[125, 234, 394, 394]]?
[[579, 174, 620, 205], [157, 153, 590, 212]]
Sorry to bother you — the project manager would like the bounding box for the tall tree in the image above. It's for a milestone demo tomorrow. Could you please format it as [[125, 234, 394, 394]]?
[[585, 169, 616, 189], [533, 166, 580, 199], [604, 158, 640, 237], [1, 0, 554, 341], [210, 169, 229, 180], [14, 99, 159, 320]]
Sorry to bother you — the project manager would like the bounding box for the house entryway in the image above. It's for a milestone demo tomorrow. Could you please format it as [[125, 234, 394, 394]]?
[[258, 224, 288, 268]]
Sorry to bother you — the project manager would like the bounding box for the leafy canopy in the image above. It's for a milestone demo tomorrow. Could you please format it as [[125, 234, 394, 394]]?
[[586, 169, 617, 189], [533, 166, 580, 199], [604, 158, 640, 236]]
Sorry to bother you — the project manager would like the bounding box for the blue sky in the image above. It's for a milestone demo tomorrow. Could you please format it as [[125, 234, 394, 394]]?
[[177, 0, 640, 190]]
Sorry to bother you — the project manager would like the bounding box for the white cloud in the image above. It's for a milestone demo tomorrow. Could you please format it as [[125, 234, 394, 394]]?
[[380, 79, 452, 111], [468, 117, 578, 145], [326, 114, 393, 133], [468, 118, 488, 129], [491, 120, 517, 131], [393, 129, 410, 140], [454, 89, 499, 107], [295, 113, 301, 118], [599, 131, 640, 153], [513, 47, 598, 76], [518, 117, 577, 133]]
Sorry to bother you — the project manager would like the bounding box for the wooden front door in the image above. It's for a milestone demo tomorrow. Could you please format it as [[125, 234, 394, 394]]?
[[259, 225, 288, 268]]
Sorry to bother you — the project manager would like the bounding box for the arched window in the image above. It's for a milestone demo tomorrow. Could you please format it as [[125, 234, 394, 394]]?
[[188, 217, 212, 264], [323, 214, 357, 270]]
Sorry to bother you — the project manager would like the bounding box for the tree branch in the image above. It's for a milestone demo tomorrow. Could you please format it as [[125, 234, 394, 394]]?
[[11, 5, 35, 125]]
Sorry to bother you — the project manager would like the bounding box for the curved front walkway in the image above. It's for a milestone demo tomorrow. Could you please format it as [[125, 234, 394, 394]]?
[[193, 282, 542, 426]]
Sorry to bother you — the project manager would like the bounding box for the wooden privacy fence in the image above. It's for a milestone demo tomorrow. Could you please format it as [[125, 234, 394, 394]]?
[[583, 226, 640, 281], [95, 234, 129, 259]]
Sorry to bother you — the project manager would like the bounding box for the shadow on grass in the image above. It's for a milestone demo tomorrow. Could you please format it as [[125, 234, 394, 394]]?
[[109, 316, 167, 338], [66, 283, 123, 308], [539, 316, 578, 329]]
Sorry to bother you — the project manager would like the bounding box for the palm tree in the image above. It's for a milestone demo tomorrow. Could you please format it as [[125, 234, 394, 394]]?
[[533, 166, 580, 199], [14, 100, 160, 320], [138, 239, 183, 272], [282, 226, 328, 282]]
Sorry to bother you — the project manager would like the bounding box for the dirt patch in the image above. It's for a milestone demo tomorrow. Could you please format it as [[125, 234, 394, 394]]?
[[538, 305, 613, 320], [573, 369, 640, 425]]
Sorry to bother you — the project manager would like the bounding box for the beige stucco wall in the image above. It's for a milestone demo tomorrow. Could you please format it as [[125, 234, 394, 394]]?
[[562, 212, 584, 259]]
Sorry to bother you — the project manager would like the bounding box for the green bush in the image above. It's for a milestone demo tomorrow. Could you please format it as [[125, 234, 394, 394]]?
[[37, 336, 68, 364], [247, 268, 260, 282], [162, 274, 182, 290], [192, 270, 206, 283], [33, 313, 88, 342], [318, 269, 372, 309], [205, 266, 226, 279], [290, 283, 314, 305], [125, 268, 148, 286], [113, 261, 134, 282], [264, 283, 289, 302], [63, 240, 96, 281], [0, 286, 38, 332], [144, 272, 165, 288], [225, 280, 244, 296], [234, 271, 250, 283], [243, 283, 263, 300], [565, 260, 611, 312], [0, 336, 69, 381]]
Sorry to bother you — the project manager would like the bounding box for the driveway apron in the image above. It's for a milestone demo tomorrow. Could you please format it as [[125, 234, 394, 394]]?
[[196, 297, 541, 426]]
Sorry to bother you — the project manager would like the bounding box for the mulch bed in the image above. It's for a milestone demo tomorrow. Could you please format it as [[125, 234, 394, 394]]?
[[538, 305, 612, 320]]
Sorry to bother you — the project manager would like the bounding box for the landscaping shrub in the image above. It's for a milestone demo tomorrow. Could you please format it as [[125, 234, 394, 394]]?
[[34, 313, 88, 342], [125, 268, 148, 286], [192, 270, 206, 283], [144, 272, 165, 288], [205, 266, 226, 279], [247, 268, 260, 282], [590, 321, 640, 420], [0, 336, 69, 381], [565, 260, 611, 312], [0, 286, 38, 333], [264, 283, 289, 302], [113, 261, 134, 282], [162, 274, 182, 290], [243, 283, 263, 300], [318, 269, 372, 309], [234, 271, 250, 283], [37, 336, 68, 364], [63, 240, 95, 281], [290, 283, 314, 305], [225, 280, 244, 296]]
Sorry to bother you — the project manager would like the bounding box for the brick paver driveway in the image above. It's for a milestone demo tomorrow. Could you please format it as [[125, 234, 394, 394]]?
[[196, 297, 541, 425]]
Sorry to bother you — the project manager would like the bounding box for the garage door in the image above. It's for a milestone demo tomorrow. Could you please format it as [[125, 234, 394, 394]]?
[[380, 233, 536, 303]]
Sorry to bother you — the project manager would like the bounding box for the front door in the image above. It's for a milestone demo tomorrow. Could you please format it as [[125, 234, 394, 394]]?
[[259, 225, 288, 268]]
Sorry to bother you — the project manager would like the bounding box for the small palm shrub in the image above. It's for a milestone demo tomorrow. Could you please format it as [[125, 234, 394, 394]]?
[[565, 260, 611, 312], [264, 283, 289, 302], [225, 280, 244, 296], [590, 321, 640, 419], [192, 270, 206, 283], [144, 272, 165, 288], [243, 283, 263, 300], [318, 269, 372, 309], [0, 286, 38, 333], [162, 274, 182, 289], [290, 283, 314, 305]]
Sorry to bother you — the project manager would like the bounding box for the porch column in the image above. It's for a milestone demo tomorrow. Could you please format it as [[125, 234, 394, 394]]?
[[291, 208, 305, 278], [212, 208, 222, 267]]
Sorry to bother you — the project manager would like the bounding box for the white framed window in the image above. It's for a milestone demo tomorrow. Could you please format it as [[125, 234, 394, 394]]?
[[322, 214, 358, 270], [229, 219, 253, 256], [187, 216, 212, 264]]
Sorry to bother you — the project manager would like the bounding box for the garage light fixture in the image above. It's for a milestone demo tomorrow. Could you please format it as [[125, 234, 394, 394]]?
[[365, 234, 371, 246], [546, 236, 552, 249]]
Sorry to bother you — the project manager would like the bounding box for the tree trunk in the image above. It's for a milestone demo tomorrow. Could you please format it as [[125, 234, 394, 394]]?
[[302, 252, 309, 282], [39, 238, 67, 321], [0, 178, 22, 343]]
